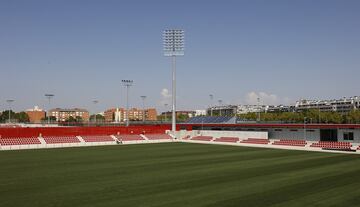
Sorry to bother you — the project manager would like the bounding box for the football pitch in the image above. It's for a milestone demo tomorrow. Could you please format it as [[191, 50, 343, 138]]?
[[1, 142, 360, 207]]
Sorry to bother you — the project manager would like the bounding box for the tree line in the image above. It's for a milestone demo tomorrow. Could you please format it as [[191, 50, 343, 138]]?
[[0, 110, 29, 123], [0, 110, 107, 123], [238, 109, 360, 124]]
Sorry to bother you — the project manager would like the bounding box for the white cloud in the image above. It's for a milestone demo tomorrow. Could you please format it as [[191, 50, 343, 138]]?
[[160, 88, 172, 105], [245, 91, 290, 105]]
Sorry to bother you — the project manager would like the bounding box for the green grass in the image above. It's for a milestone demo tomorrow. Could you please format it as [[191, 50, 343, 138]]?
[[1, 143, 360, 207]]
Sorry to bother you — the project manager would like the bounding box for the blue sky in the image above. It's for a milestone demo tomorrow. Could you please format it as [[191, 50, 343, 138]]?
[[1, 0, 359, 113]]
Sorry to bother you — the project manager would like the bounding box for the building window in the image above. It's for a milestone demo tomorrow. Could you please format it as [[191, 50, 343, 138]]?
[[344, 132, 354, 141]]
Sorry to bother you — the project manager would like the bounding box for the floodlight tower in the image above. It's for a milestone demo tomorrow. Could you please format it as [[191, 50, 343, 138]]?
[[257, 97, 261, 123], [317, 102, 321, 123], [45, 94, 54, 124], [218, 99, 223, 116], [93, 100, 99, 123], [209, 94, 214, 116], [6, 99, 14, 123], [163, 29, 184, 136], [122, 80, 133, 127], [164, 103, 169, 122], [140, 96, 147, 123], [304, 117, 307, 140]]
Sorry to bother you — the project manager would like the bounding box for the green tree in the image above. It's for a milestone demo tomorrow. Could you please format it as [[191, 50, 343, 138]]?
[[65, 116, 77, 123], [90, 114, 105, 122], [238, 112, 257, 121], [348, 110, 360, 124], [0, 110, 16, 123], [15, 112, 30, 123], [177, 114, 189, 122], [75, 116, 83, 122]]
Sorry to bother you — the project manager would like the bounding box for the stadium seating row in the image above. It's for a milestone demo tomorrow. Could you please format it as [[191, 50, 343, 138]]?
[[240, 138, 270, 144], [0, 137, 41, 146], [214, 137, 239, 143], [115, 135, 144, 141], [0, 134, 172, 145], [186, 137, 353, 150], [43, 136, 80, 144], [191, 136, 213, 141], [310, 141, 352, 149], [81, 135, 115, 142], [145, 134, 172, 140], [0, 135, 358, 154]]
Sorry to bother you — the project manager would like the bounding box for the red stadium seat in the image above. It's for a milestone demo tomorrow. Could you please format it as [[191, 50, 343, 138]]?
[[43, 136, 80, 144], [116, 135, 145, 141], [0, 137, 41, 146], [310, 141, 351, 149], [240, 138, 269, 144], [144, 134, 172, 140], [214, 137, 239, 143], [190, 136, 213, 141], [81, 135, 114, 142], [272, 139, 307, 147]]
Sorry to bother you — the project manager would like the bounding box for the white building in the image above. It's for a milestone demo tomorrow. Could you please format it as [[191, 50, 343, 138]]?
[[295, 96, 360, 114], [194, 110, 206, 116]]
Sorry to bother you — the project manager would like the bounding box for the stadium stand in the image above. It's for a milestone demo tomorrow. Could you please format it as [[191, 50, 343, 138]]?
[[81, 135, 114, 142], [214, 137, 239, 143], [0, 137, 41, 145], [272, 139, 307, 147], [116, 135, 145, 141], [185, 116, 235, 124], [144, 134, 172, 140], [310, 141, 352, 149], [191, 136, 213, 141], [240, 138, 270, 144], [43, 136, 80, 144]]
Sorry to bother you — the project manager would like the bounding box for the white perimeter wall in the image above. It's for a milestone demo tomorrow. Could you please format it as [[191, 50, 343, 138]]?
[[177, 130, 268, 139]]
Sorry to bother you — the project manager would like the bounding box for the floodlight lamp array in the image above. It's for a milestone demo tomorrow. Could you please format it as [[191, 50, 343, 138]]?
[[163, 29, 185, 56], [122, 80, 133, 86]]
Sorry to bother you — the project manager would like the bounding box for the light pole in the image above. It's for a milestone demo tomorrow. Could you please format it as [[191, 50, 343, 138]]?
[[122, 80, 133, 127], [257, 97, 261, 123], [304, 117, 307, 141], [140, 96, 147, 123], [45, 94, 54, 124], [163, 29, 184, 136], [164, 103, 168, 122], [318, 102, 321, 123], [6, 100, 14, 123], [209, 94, 214, 116], [93, 100, 98, 123], [218, 99, 222, 116]]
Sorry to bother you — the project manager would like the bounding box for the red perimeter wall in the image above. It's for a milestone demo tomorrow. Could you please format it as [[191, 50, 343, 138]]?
[[0, 125, 172, 138]]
